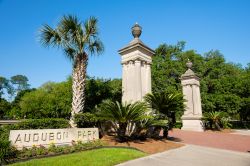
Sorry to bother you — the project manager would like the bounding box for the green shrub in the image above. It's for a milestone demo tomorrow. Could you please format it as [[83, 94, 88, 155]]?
[[74, 113, 99, 128], [230, 120, 250, 129], [15, 140, 104, 161], [96, 100, 152, 141], [174, 121, 182, 129], [0, 140, 18, 164], [13, 118, 69, 129], [202, 111, 232, 130]]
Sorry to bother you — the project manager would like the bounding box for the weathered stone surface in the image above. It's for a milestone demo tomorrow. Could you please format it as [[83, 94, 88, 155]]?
[[119, 23, 155, 103], [181, 61, 204, 132], [9, 128, 99, 149]]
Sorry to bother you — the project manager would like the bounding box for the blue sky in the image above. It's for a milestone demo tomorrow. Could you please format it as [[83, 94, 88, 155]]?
[[0, 0, 250, 88]]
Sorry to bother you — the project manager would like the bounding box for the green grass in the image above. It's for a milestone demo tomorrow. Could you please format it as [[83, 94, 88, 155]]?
[[10, 148, 146, 166]]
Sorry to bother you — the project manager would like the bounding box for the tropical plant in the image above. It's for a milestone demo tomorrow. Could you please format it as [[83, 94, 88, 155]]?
[[132, 114, 168, 139], [144, 92, 185, 137], [96, 100, 150, 141], [202, 111, 231, 130], [144, 92, 184, 124], [39, 15, 104, 127]]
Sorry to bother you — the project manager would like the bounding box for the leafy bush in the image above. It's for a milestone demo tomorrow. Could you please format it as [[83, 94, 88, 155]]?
[[96, 100, 152, 141], [74, 113, 99, 128], [202, 111, 232, 130], [144, 92, 185, 137], [0, 140, 18, 165], [14, 118, 70, 129], [230, 120, 250, 129], [174, 121, 182, 129], [16, 140, 104, 159]]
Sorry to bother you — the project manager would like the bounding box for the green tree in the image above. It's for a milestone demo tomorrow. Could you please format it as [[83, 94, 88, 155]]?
[[40, 15, 104, 127], [152, 42, 248, 124], [0, 98, 10, 119], [85, 77, 122, 112], [18, 80, 72, 119], [10, 75, 30, 92], [0, 76, 13, 98]]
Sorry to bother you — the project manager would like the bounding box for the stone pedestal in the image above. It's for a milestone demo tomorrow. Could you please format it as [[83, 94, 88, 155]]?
[[181, 61, 204, 132], [118, 23, 155, 103]]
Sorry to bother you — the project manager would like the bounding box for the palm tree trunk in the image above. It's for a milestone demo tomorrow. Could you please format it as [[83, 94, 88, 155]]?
[[70, 54, 88, 127], [118, 123, 128, 141]]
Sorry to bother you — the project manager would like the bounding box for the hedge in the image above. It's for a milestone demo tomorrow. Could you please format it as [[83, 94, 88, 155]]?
[[74, 113, 99, 128]]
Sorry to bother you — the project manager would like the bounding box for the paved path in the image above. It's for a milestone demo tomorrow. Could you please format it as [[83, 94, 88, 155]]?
[[232, 129, 250, 136], [168, 129, 250, 153], [117, 145, 250, 166]]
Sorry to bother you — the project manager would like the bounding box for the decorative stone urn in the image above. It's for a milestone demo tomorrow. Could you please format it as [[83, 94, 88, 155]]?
[[131, 23, 142, 38], [181, 60, 204, 132], [118, 23, 155, 103]]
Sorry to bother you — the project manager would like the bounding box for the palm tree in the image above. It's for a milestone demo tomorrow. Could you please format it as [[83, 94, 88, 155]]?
[[202, 111, 231, 130], [96, 100, 150, 141], [39, 15, 104, 127], [144, 92, 185, 137]]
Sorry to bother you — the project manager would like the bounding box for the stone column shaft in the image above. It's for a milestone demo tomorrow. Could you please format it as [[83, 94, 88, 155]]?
[[135, 60, 142, 101]]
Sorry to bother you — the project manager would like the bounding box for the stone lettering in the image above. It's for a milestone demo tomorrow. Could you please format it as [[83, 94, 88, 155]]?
[[92, 130, 96, 135], [82, 131, 86, 137], [78, 131, 81, 138], [41, 133, 47, 141], [24, 134, 30, 142], [63, 132, 68, 139], [15, 134, 21, 143], [88, 130, 92, 140], [33, 133, 39, 142], [49, 133, 54, 141], [9, 128, 99, 149], [57, 132, 61, 140]]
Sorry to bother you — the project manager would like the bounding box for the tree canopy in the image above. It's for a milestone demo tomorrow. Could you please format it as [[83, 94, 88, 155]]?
[[151, 42, 250, 121]]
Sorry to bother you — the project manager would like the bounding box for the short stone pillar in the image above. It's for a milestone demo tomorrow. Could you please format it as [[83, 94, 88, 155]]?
[[118, 23, 155, 103], [181, 60, 204, 132]]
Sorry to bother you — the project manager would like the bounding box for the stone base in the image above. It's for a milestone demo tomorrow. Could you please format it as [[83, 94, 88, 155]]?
[[181, 116, 204, 132]]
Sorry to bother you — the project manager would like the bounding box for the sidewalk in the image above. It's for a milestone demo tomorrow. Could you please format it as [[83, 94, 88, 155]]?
[[168, 129, 250, 152], [231, 129, 250, 136], [117, 145, 250, 166]]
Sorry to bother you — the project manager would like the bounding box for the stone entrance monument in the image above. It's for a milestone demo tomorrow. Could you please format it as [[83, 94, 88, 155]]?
[[181, 60, 204, 132], [118, 23, 155, 103]]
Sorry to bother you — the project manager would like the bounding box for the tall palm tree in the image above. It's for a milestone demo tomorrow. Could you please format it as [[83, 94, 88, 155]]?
[[39, 15, 104, 127]]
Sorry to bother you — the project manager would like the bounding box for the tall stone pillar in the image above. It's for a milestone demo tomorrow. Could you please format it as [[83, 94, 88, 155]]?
[[181, 60, 204, 132], [119, 23, 155, 103]]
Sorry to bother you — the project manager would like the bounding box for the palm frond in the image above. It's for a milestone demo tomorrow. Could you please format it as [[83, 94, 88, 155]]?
[[39, 24, 61, 47], [39, 15, 104, 65], [84, 16, 98, 36], [86, 38, 104, 55], [63, 46, 76, 61], [144, 92, 185, 115]]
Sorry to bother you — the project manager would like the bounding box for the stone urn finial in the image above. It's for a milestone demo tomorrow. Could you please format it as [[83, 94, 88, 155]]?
[[186, 59, 193, 69], [132, 22, 142, 38]]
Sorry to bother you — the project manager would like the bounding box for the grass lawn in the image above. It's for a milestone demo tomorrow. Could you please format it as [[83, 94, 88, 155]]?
[[10, 148, 146, 166]]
